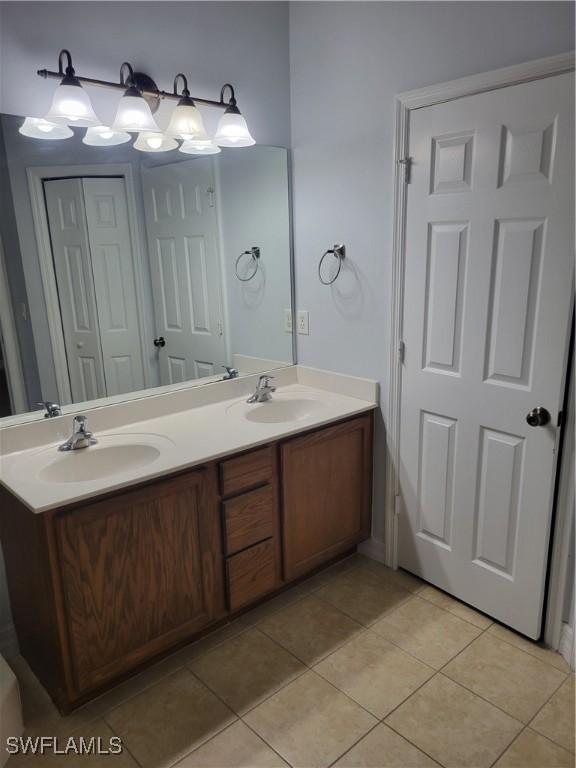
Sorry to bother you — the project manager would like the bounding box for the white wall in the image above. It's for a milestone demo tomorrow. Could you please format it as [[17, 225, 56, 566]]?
[[289, 0, 575, 544], [218, 147, 292, 365]]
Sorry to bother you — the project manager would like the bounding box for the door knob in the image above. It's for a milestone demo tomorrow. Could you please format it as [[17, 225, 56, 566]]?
[[526, 407, 551, 427], [153, 336, 166, 348]]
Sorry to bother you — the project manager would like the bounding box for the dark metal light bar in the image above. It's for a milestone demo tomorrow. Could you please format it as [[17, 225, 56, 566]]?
[[36, 50, 235, 111]]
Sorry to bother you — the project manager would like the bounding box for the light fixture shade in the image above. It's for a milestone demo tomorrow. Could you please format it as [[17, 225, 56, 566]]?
[[214, 110, 255, 147], [82, 125, 131, 146], [133, 132, 178, 153], [111, 86, 160, 133], [44, 83, 100, 127], [179, 139, 221, 155], [19, 117, 73, 140], [165, 101, 208, 141]]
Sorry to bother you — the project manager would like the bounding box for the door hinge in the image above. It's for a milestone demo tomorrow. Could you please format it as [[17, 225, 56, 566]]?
[[207, 187, 215, 207], [398, 157, 413, 184], [217, 319, 223, 336], [394, 494, 402, 517], [398, 340, 405, 364]]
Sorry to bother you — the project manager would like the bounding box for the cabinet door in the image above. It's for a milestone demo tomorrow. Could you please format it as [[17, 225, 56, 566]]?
[[56, 469, 224, 694], [281, 415, 373, 579]]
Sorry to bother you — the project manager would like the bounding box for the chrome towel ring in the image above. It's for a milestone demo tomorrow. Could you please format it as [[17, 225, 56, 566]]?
[[318, 244, 346, 285], [235, 246, 261, 281]]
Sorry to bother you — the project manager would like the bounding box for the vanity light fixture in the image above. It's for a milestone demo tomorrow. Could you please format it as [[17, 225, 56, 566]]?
[[29, 50, 256, 147], [111, 63, 160, 133], [214, 85, 255, 147], [43, 50, 100, 127], [18, 117, 73, 140], [165, 74, 208, 141], [82, 125, 131, 146], [179, 139, 221, 155], [134, 131, 178, 153]]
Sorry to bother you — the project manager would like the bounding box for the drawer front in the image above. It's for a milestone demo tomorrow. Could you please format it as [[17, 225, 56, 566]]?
[[223, 485, 275, 556], [226, 538, 277, 611], [220, 446, 274, 497]]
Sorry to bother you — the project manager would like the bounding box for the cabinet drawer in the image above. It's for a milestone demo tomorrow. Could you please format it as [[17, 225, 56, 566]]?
[[226, 539, 277, 611], [220, 446, 274, 497], [223, 485, 275, 555]]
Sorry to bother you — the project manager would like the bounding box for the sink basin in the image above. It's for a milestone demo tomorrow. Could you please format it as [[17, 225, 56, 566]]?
[[15, 434, 173, 485], [228, 395, 326, 424]]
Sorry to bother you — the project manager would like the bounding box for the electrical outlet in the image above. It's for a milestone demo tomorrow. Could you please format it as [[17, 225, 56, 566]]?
[[297, 310, 309, 335], [284, 309, 293, 333]]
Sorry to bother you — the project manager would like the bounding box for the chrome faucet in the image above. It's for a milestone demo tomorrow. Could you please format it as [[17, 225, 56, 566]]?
[[247, 375, 276, 403], [59, 415, 98, 452], [37, 401, 61, 418], [221, 365, 239, 380]]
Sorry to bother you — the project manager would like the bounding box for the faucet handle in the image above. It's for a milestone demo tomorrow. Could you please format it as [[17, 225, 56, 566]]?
[[74, 414, 88, 430], [37, 401, 61, 418], [258, 375, 275, 389]]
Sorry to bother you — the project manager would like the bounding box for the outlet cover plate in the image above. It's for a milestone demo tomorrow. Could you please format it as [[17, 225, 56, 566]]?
[[297, 310, 309, 335]]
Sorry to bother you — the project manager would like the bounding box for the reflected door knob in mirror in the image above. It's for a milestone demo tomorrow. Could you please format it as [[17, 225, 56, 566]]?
[[526, 407, 551, 427], [153, 337, 166, 348]]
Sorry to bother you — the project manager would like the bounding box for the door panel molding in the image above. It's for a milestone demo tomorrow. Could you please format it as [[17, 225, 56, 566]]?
[[387, 52, 574, 644]]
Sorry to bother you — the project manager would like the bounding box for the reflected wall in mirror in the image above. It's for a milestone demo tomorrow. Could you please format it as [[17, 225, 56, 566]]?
[[0, 114, 294, 424]]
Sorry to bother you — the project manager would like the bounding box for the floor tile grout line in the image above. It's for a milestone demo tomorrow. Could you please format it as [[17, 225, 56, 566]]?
[[486, 723, 529, 768], [525, 672, 573, 735], [167, 720, 242, 768], [101, 715, 146, 768], [103, 669, 238, 768], [324, 720, 383, 768], [174, 658, 296, 767], [382, 712, 450, 768], [191, 622, 389, 765], [485, 625, 573, 673], [239, 715, 297, 767], [434, 623, 570, 724], [525, 724, 576, 756], [185, 628, 310, 719]]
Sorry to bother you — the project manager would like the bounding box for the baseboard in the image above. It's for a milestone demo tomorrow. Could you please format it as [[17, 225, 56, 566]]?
[[0, 622, 18, 659], [559, 622, 575, 670], [358, 537, 390, 566]]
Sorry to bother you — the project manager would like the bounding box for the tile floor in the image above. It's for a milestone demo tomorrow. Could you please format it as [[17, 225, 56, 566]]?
[[5, 554, 575, 768]]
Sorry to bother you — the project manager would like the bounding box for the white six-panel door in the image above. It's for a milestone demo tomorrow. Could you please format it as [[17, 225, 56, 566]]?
[[82, 178, 145, 396], [398, 72, 574, 638], [44, 179, 107, 402], [142, 160, 227, 384]]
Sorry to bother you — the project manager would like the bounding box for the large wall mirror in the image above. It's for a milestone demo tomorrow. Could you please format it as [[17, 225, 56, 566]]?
[[0, 114, 294, 425]]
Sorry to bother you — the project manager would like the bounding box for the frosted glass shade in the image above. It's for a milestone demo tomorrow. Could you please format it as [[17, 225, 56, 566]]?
[[83, 125, 131, 146], [166, 102, 208, 141], [179, 139, 221, 155], [112, 88, 160, 133], [19, 117, 73, 140], [214, 111, 255, 147], [133, 132, 178, 153], [44, 83, 100, 127]]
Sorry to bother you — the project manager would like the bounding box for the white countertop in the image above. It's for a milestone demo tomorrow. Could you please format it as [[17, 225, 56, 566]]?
[[0, 373, 378, 514]]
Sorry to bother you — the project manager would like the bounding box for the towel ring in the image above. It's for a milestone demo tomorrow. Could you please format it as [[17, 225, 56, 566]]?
[[318, 244, 346, 285], [235, 246, 261, 282]]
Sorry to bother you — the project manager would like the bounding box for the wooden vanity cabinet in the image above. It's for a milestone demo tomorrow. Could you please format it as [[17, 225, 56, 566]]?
[[0, 411, 373, 712], [281, 415, 373, 579], [55, 468, 225, 694]]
